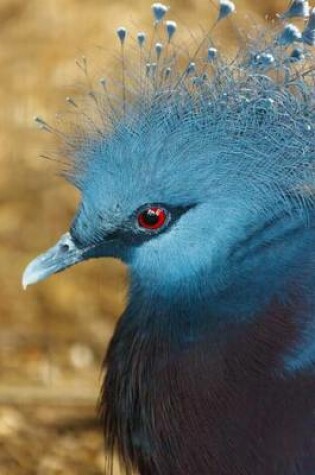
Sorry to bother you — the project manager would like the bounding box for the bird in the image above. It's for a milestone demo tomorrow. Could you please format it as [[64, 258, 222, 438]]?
[[23, 1, 315, 474]]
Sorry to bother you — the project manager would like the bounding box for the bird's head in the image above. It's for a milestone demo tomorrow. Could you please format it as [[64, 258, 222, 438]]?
[[23, 2, 315, 319]]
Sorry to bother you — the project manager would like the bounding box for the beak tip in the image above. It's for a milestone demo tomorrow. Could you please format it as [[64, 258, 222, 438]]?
[[22, 258, 47, 289], [22, 265, 35, 290], [22, 273, 30, 290]]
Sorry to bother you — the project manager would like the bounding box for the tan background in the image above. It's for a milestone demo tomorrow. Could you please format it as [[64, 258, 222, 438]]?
[[0, 0, 304, 473]]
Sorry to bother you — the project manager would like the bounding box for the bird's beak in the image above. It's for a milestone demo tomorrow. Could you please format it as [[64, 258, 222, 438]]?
[[22, 232, 86, 289]]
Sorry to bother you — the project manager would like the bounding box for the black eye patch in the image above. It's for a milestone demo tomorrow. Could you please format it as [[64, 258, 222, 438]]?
[[108, 203, 194, 246]]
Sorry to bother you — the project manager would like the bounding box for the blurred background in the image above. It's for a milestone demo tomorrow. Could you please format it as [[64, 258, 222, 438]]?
[[0, 0, 299, 473]]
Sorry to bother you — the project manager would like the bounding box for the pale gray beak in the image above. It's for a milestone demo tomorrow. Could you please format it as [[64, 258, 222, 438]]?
[[22, 232, 85, 289]]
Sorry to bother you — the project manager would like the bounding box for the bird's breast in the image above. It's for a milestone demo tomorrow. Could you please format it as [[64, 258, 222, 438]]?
[[102, 295, 315, 475]]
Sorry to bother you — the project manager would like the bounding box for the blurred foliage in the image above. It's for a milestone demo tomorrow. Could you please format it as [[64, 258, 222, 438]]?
[[0, 0, 294, 473]]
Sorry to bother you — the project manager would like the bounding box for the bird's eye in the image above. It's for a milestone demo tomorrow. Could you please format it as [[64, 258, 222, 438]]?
[[137, 206, 168, 231]]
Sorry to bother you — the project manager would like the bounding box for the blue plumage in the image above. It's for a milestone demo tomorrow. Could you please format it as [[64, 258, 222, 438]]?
[[23, 1, 315, 474]]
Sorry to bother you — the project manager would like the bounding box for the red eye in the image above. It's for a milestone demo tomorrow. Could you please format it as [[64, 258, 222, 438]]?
[[138, 207, 167, 230]]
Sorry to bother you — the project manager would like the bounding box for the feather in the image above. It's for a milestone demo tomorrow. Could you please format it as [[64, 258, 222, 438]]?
[[25, 1, 315, 474]]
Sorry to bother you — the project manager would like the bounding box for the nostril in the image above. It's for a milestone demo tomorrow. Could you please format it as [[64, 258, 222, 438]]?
[[60, 244, 70, 253]]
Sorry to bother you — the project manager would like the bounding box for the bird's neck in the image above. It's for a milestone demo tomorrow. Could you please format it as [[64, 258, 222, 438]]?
[[125, 248, 315, 360]]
